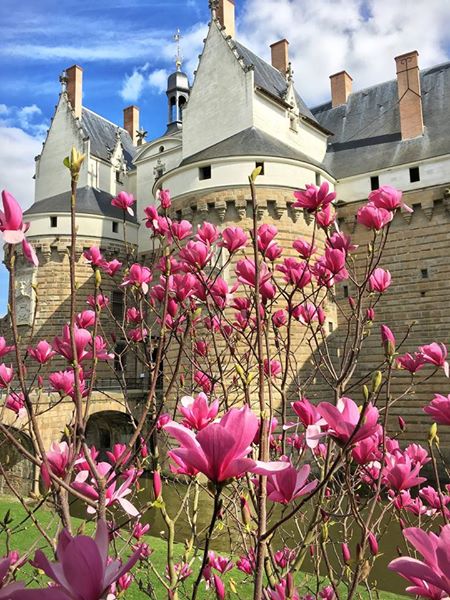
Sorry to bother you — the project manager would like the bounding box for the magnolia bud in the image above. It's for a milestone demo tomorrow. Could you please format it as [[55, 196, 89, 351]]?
[[371, 370, 382, 393], [362, 385, 370, 401], [398, 416, 406, 431], [153, 470, 162, 500], [95, 269, 102, 288], [429, 422, 439, 445], [348, 296, 356, 310], [367, 532, 378, 556], [240, 495, 252, 527], [341, 543, 351, 564]]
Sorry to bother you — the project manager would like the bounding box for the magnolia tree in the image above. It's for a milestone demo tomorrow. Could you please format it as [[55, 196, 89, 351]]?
[[0, 150, 449, 600]]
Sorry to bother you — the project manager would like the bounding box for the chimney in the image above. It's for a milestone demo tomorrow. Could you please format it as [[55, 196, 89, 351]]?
[[123, 106, 139, 145], [395, 50, 424, 140], [217, 0, 235, 39], [330, 71, 353, 107], [66, 65, 83, 119], [270, 39, 289, 74]]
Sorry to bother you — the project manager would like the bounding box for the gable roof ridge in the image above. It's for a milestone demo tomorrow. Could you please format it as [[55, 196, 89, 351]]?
[[211, 18, 254, 73]]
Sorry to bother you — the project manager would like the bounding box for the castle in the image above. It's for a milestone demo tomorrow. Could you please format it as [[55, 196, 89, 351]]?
[[2, 0, 450, 492]]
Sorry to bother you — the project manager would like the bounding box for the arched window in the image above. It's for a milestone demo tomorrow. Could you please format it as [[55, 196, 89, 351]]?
[[170, 97, 177, 122], [178, 96, 187, 121]]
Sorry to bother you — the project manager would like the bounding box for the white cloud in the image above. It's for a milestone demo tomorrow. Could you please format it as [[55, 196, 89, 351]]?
[[0, 126, 41, 209], [148, 69, 170, 94], [0, 104, 49, 139], [120, 68, 147, 103], [238, 0, 450, 105]]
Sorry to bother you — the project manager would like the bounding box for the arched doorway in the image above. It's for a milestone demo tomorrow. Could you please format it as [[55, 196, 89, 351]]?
[[85, 411, 134, 461]]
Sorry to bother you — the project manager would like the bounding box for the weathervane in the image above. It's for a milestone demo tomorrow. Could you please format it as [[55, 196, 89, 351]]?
[[174, 29, 183, 71]]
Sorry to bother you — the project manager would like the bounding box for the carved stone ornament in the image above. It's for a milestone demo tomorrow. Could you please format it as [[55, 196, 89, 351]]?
[[15, 268, 37, 327]]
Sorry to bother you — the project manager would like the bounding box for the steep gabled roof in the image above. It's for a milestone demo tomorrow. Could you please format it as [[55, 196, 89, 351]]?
[[81, 108, 137, 169], [25, 186, 137, 223], [312, 61, 450, 179], [233, 41, 319, 126], [180, 126, 332, 175]]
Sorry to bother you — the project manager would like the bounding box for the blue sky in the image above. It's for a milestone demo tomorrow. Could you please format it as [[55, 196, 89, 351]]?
[[1, 0, 450, 314]]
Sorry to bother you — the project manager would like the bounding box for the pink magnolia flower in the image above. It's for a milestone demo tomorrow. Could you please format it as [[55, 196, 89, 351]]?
[[196, 222, 219, 244], [128, 327, 148, 342], [265, 241, 283, 261], [49, 368, 87, 399], [194, 370, 212, 394], [0, 338, 14, 358], [164, 406, 288, 484], [327, 232, 358, 253], [76, 310, 96, 329], [28, 340, 56, 364], [315, 204, 336, 228], [369, 185, 413, 213], [236, 554, 255, 575], [293, 182, 336, 213], [357, 204, 393, 230], [41, 441, 71, 489], [22, 238, 38, 267], [87, 294, 109, 309], [0, 555, 25, 598], [112, 191, 135, 215], [72, 462, 139, 516], [102, 259, 122, 277], [389, 525, 450, 599], [351, 433, 381, 465], [83, 246, 104, 267], [277, 258, 312, 289], [257, 224, 278, 252], [179, 240, 212, 270], [265, 460, 318, 504], [267, 574, 300, 600], [0, 190, 26, 244], [397, 352, 425, 374], [424, 394, 450, 425], [293, 238, 317, 259], [272, 310, 287, 328], [263, 359, 282, 378], [156, 189, 171, 209], [405, 443, 430, 466], [208, 551, 233, 575], [171, 220, 192, 240], [24, 520, 141, 600], [292, 302, 325, 326], [341, 543, 351, 564], [274, 548, 297, 569], [220, 226, 248, 253], [133, 522, 150, 540], [179, 393, 219, 430], [53, 325, 92, 363], [383, 454, 427, 492], [369, 268, 392, 293], [318, 397, 380, 445], [106, 443, 131, 465], [126, 307, 142, 323], [122, 264, 152, 294], [0, 364, 13, 388], [419, 342, 449, 377], [235, 258, 272, 288], [5, 392, 26, 418]]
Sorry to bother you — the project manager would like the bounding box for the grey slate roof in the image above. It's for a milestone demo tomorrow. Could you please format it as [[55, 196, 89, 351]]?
[[81, 108, 137, 170], [180, 126, 332, 174], [25, 186, 137, 223], [312, 61, 450, 179], [233, 41, 319, 126]]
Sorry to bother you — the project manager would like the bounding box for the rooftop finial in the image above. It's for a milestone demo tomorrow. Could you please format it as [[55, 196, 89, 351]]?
[[209, 0, 219, 18], [59, 70, 68, 92], [174, 29, 183, 71]]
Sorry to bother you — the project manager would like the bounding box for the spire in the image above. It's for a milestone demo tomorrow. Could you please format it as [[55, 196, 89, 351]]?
[[59, 69, 68, 93], [174, 29, 183, 72]]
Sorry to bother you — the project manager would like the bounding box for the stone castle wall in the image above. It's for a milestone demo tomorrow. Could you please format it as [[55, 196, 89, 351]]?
[[337, 183, 450, 447]]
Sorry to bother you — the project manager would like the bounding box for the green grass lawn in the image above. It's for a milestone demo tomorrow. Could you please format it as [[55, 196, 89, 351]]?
[[0, 497, 404, 599]]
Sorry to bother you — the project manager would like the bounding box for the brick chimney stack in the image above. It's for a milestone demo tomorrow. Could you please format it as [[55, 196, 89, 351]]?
[[217, 0, 235, 39], [270, 39, 289, 74], [123, 106, 140, 146], [66, 65, 83, 119], [395, 50, 424, 140], [330, 71, 353, 107]]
